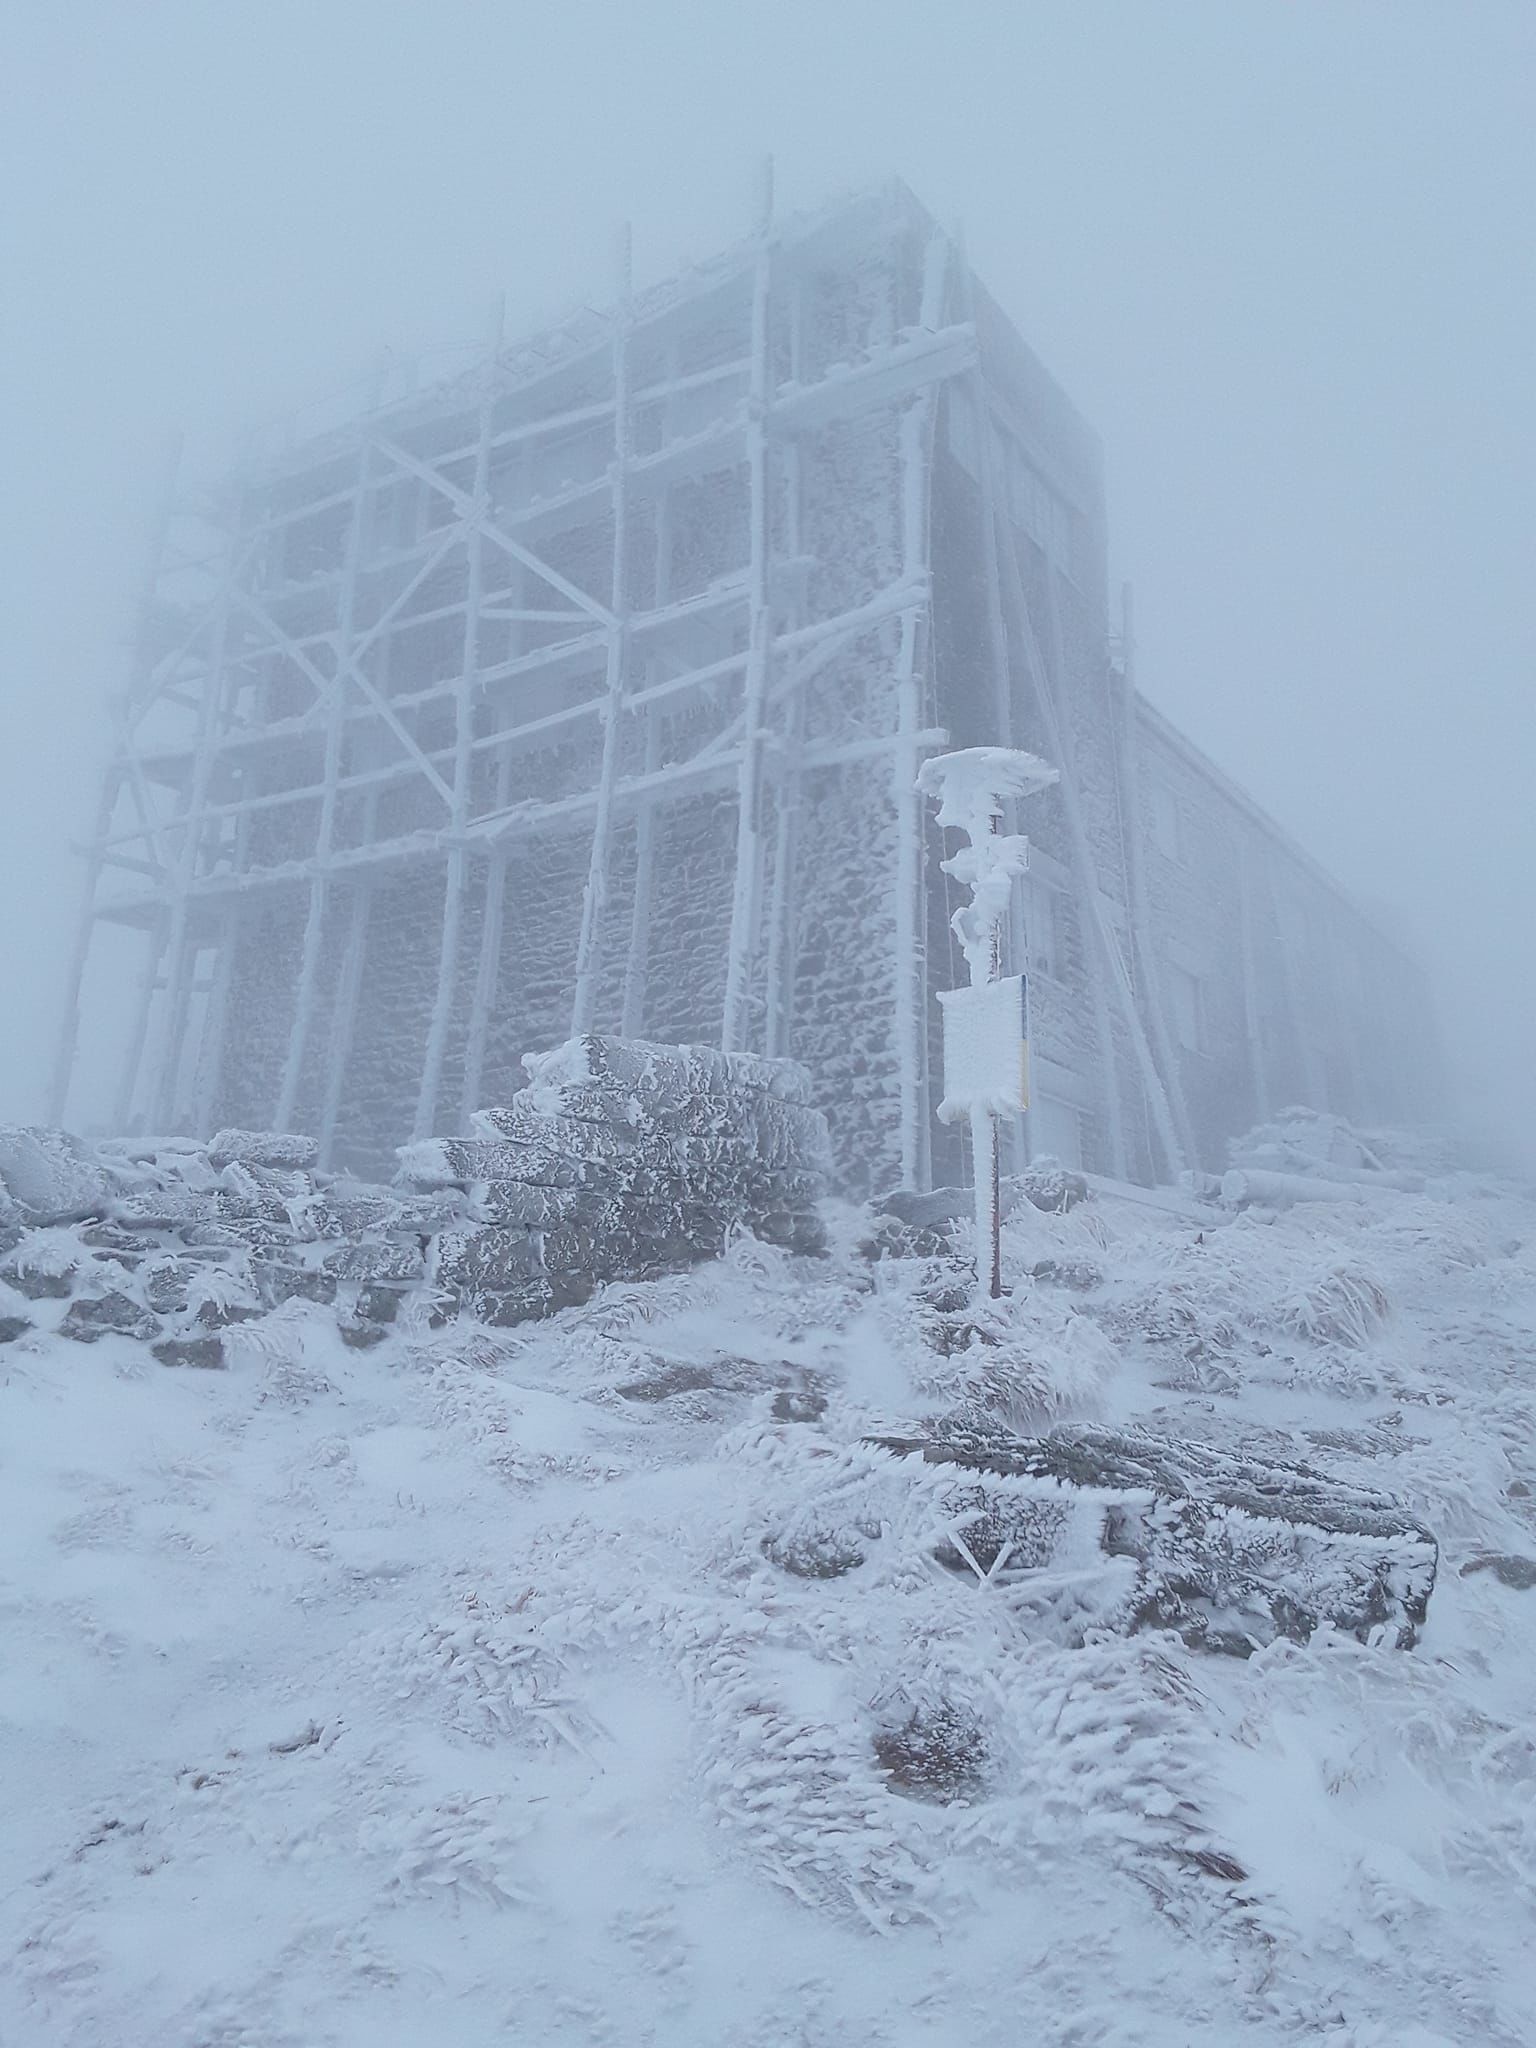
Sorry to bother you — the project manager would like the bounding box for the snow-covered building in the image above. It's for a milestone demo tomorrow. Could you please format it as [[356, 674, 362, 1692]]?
[[57, 182, 1436, 1192]]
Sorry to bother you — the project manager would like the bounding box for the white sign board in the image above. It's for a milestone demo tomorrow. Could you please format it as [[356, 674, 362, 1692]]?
[[936, 974, 1030, 1123]]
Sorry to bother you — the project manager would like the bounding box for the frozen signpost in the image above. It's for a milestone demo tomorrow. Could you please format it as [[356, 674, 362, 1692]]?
[[917, 746, 1059, 1298]]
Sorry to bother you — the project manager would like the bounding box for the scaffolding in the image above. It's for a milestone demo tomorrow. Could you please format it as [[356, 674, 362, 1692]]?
[[54, 177, 1433, 1191]]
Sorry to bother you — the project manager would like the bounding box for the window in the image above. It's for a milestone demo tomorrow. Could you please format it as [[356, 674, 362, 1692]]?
[[1165, 964, 1204, 1053]]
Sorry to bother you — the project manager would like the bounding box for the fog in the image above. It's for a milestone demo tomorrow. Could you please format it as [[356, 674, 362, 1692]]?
[[3, 0, 1532, 1159]]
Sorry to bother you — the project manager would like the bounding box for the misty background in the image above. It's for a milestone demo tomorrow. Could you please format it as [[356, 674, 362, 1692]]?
[[3, 0, 1531, 1159]]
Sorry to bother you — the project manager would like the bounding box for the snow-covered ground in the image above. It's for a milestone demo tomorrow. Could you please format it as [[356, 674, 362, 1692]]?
[[4, 1172, 1536, 2045]]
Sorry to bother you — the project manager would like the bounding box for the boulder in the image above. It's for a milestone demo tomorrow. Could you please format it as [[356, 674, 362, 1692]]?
[[110, 1186, 219, 1230], [433, 1227, 543, 1297], [1011, 1159, 1090, 1213], [1460, 1553, 1536, 1591], [250, 1262, 338, 1309], [319, 1240, 426, 1284], [60, 1291, 160, 1344], [873, 1703, 987, 1804], [206, 1129, 319, 1173], [153, 1335, 226, 1370], [0, 1126, 114, 1222]]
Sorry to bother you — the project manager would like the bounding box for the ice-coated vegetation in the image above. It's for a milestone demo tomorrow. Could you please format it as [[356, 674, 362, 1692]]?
[[4, 1143, 1536, 2044]]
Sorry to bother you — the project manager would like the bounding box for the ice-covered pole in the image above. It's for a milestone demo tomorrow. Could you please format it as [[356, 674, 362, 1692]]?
[[917, 747, 1058, 1297]]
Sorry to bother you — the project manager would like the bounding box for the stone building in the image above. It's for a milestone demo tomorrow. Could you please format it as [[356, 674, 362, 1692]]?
[[56, 182, 1436, 1193]]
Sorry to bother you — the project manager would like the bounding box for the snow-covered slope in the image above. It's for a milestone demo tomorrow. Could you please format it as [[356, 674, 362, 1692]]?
[[4, 1175, 1536, 2045]]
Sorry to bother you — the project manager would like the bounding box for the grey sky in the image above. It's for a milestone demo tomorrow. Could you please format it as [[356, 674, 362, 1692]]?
[[3, 1, 1531, 1153]]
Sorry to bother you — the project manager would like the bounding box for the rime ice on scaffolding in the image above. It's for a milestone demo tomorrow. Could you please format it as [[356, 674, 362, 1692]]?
[[57, 181, 1440, 1192]]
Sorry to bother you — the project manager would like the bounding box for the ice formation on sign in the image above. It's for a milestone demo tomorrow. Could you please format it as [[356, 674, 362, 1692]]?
[[3, 1109, 1536, 2045]]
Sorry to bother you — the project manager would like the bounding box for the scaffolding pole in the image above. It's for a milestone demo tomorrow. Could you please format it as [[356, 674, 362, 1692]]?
[[721, 162, 776, 1054], [571, 226, 635, 1039], [890, 228, 948, 1188], [274, 445, 372, 1132], [415, 324, 498, 1140]]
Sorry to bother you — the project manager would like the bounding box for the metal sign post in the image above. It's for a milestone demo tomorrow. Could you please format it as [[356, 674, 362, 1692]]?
[[917, 746, 1058, 1298]]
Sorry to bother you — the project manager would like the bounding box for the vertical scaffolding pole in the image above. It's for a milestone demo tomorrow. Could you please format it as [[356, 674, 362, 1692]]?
[[48, 769, 119, 1127], [570, 225, 634, 1038], [460, 753, 514, 1124], [415, 322, 498, 1138], [115, 917, 167, 1134], [191, 902, 239, 1135], [315, 884, 372, 1166], [621, 339, 675, 1042], [461, 557, 521, 1122], [151, 527, 239, 1133], [275, 447, 370, 1131], [721, 161, 775, 1053], [763, 276, 805, 1064], [890, 230, 948, 1188], [54, 430, 185, 1128]]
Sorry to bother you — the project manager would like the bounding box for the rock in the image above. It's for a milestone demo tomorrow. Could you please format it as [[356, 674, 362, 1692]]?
[[873, 1703, 987, 1804], [182, 1219, 296, 1254], [871, 1421, 1437, 1652], [470, 1181, 603, 1230], [206, 1129, 319, 1173], [319, 1240, 425, 1283], [1029, 1257, 1104, 1292], [1460, 1553, 1536, 1591], [2, 1258, 76, 1300], [399, 1136, 608, 1193], [747, 1208, 827, 1256], [434, 1228, 543, 1297], [338, 1321, 389, 1351], [251, 1263, 338, 1309], [860, 1215, 954, 1262], [762, 1528, 865, 1578], [472, 1280, 561, 1327], [193, 1296, 261, 1331], [871, 1186, 965, 1232], [1011, 1159, 1090, 1212], [0, 1315, 33, 1345], [216, 1164, 291, 1224], [60, 1291, 160, 1344], [615, 1362, 717, 1402], [141, 1255, 212, 1316], [931, 1485, 1077, 1578], [515, 1034, 815, 1113], [153, 1335, 226, 1370], [110, 1186, 218, 1230], [0, 1126, 114, 1222], [356, 1283, 405, 1326], [772, 1387, 828, 1423]]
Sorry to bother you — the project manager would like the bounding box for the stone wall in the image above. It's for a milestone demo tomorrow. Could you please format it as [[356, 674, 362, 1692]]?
[[0, 1038, 830, 1363], [403, 1036, 830, 1324]]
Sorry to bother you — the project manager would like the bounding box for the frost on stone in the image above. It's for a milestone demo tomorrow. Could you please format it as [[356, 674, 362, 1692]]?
[[0, 1125, 114, 1222], [10, 1104, 1536, 2041], [871, 1420, 1438, 1652]]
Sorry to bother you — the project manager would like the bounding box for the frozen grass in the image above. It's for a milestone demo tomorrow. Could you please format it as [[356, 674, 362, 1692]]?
[[3, 1172, 1536, 2043]]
